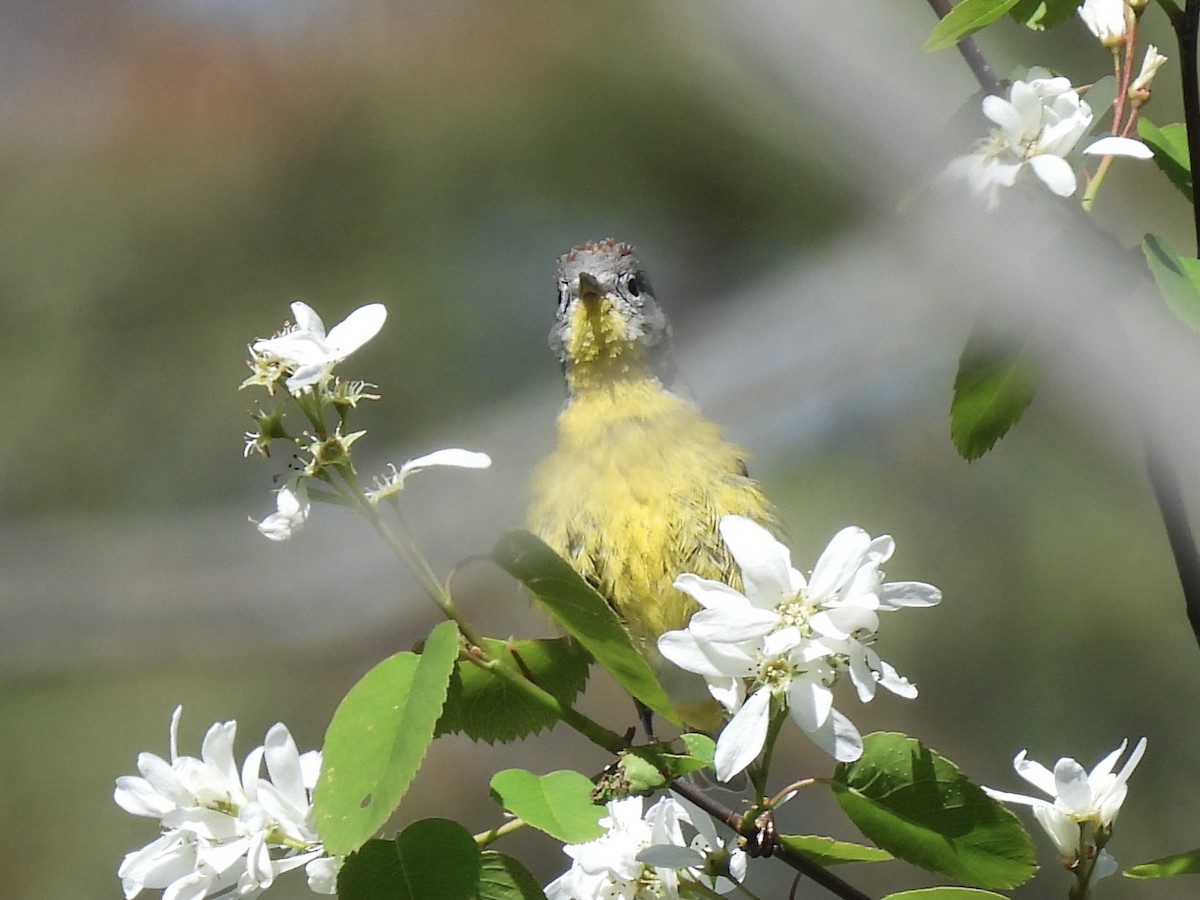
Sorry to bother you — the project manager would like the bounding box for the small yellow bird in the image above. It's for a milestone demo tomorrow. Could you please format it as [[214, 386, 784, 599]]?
[[527, 239, 784, 730]]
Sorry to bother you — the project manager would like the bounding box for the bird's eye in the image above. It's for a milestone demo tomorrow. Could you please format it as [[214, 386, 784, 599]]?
[[626, 276, 640, 297]]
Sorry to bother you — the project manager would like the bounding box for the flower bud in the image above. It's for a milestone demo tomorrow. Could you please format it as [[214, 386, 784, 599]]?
[[1078, 0, 1128, 47], [1130, 44, 1168, 98]]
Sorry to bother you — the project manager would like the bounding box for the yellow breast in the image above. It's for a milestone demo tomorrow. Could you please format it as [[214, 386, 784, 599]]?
[[527, 376, 780, 646]]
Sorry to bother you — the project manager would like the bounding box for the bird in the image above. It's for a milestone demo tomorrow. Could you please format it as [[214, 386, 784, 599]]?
[[527, 238, 784, 731]]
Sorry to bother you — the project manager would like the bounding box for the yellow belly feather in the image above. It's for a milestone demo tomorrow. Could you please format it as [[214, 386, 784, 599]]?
[[528, 377, 780, 649]]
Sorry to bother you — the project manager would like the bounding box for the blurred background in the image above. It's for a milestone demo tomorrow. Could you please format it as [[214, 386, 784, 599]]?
[[4, 0, 1200, 898]]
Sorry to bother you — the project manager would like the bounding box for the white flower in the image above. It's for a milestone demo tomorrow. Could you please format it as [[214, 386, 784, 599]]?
[[366, 448, 492, 504], [115, 706, 340, 900], [657, 517, 940, 780], [256, 480, 310, 541], [1130, 44, 1169, 94], [544, 795, 744, 900], [946, 71, 1094, 209], [1078, 0, 1129, 46], [985, 738, 1147, 874], [252, 301, 387, 394]]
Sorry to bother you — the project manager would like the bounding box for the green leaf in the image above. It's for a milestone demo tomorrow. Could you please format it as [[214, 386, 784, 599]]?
[[489, 768, 607, 843], [680, 732, 716, 762], [884, 890, 1013, 900], [1008, 0, 1079, 30], [832, 732, 1036, 889], [924, 0, 1023, 51], [598, 737, 715, 798], [338, 819, 481, 900], [314, 620, 460, 855], [1143, 234, 1200, 331], [1126, 848, 1200, 878], [1139, 120, 1193, 202], [477, 851, 549, 900], [950, 327, 1036, 460], [437, 637, 591, 743], [777, 834, 893, 866], [493, 529, 677, 724]]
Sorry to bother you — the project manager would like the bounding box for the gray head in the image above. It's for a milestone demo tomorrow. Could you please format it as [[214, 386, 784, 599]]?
[[550, 239, 674, 385]]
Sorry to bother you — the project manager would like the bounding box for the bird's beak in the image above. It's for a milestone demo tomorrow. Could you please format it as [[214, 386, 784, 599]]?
[[577, 272, 603, 308]]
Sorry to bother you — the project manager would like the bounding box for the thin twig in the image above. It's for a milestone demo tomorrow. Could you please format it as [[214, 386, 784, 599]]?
[[1142, 0, 1200, 651], [1145, 441, 1200, 648], [668, 778, 875, 900], [1175, 0, 1200, 252], [925, 0, 1003, 95]]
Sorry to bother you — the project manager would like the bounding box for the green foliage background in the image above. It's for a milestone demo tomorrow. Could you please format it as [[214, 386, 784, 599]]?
[[3, 2, 1200, 900]]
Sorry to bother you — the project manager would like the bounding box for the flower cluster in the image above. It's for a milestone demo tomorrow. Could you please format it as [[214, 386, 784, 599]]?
[[986, 738, 1147, 888], [945, 70, 1150, 210], [241, 301, 491, 541], [658, 516, 941, 781], [545, 794, 746, 900], [115, 707, 339, 900]]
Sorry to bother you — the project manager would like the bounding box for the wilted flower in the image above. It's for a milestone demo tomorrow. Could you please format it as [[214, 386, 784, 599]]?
[[256, 480, 310, 542], [114, 707, 340, 899]]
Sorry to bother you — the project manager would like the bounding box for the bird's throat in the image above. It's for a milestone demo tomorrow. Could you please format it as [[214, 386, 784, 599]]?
[[564, 299, 652, 395]]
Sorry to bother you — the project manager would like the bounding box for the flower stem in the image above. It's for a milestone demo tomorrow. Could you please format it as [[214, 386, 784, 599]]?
[[473, 815, 528, 848], [753, 699, 789, 801], [1068, 824, 1095, 900], [461, 648, 629, 753], [1081, 154, 1116, 210]]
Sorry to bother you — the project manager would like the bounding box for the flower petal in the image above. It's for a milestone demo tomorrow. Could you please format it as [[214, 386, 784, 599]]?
[[1013, 751, 1057, 797], [689, 605, 779, 643], [981, 96, 1023, 142], [786, 675, 833, 731], [263, 723, 309, 814], [803, 707, 863, 762], [714, 688, 771, 781], [1052, 757, 1092, 814], [982, 787, 1048, 808], [397, 448, 492, 478], [1027, 153, 1078, 196], [880, 581, 942, 609], [290, 302, 325, 336], [306, 856, 341, 895], [1083, 136, 1154, 159], [324, 303, 387, 358], [657, 629, 755, 679], [807, 527, 871, 599], [257, 481, 310, 542], [719, 516, 797, 608], [1033, 804, 1080, 859], [673, 574, 751, 611]]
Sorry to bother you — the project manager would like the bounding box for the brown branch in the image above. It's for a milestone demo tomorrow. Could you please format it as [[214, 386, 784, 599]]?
[[925, 0, 1003, 95], [668, 777, 875, 900]]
